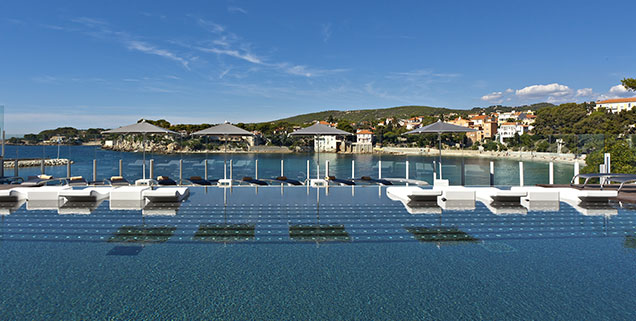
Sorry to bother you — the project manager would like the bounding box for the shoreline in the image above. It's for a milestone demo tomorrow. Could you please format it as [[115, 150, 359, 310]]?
[[7, 144, 584, 165]]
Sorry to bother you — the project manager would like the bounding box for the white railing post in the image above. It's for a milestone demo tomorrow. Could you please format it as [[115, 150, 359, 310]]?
[[149, 159, 154, 179], [306, 160, 310, 181], [351, 160, 355, 179], [93, 159, 97, 182], [489, 161, 494, 186], [230, 159, 233, 180], [405, 160, 409, 180], [574, 162, 580, 184], [281, 159, 284, 177], [549, 162, 554, 185], [519, 161, 524, 187], [325, 160, 329, 177], [255, 159, 259, 180], [224, 160, 227, 179], [378, 160, 382, 179]]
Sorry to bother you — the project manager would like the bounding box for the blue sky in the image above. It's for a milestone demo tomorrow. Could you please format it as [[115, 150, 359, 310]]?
[[1, 0, 635, 134]]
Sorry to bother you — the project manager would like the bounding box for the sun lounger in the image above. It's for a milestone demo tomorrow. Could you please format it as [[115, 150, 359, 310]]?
[[0, 188, 29, 202], [386, 186, 442, 214], [326, 176, 355, 186], [156, 176, 178, 186], [242, 177, 268, 186], [21, 174, 56, 187], [67, 176, 89, 186], [143, 187, 190, 203], [110, 186, 151, 201], [58, 187, 112, 203], [108, 176, 131, 186], [474, 187, 527, 205], [358, 176, 393, 186], [25, 185, 71, 201], [602, 175, 636, 192], [0, 176, 24, 185], [571, 173, 635, 188], [274, 176, 303, 186], [189, 176, 217, 186]]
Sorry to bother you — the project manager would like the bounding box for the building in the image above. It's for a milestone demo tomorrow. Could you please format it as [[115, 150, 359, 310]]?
[[595, 97, 636, 113], [314, 135, 338, 152], [353, 129, 373, 153], [498, 122, 527, 143]]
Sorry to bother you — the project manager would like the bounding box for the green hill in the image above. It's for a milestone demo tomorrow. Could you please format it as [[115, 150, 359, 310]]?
[[275, 105, 456, 124], [273, 103, 555, 125]]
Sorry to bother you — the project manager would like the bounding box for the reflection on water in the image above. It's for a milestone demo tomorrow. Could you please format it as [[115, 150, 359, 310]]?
[[194, 223, 256, 243], [405, 227, 479, 244], [108, 226, 176, 244], [289, 224, 351, 243]]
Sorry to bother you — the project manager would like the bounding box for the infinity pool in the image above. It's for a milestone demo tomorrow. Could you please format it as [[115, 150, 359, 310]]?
[[1, 186, 635, 319]]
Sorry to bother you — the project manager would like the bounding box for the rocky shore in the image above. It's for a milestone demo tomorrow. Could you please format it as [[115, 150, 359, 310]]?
[[378, 147, 585, 164], [3, 158, 72, 168]]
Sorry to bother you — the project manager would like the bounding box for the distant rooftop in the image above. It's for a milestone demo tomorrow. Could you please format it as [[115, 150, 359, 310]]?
[[596, 97, 636, 104]]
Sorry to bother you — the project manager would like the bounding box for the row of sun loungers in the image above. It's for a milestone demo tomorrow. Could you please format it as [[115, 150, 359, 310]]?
[[387, 185, 619, 216]]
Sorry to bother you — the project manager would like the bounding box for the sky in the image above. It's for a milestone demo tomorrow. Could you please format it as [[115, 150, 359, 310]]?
[[1, 0, 635, 134]]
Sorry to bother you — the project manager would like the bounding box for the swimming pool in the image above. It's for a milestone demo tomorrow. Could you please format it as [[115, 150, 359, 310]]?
[[1, 186, 635, 319]]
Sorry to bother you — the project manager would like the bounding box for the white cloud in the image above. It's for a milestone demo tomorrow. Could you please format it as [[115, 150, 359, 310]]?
[[515, 83, 573, 98], [481, 91, 504, 102], [228, 6, 247, 14], [609, 84, 632, 96], [505, 88, 514, 93], [196, 47, 263, 64], [576, 88, 593, 97], [127, 40, 190, 69]]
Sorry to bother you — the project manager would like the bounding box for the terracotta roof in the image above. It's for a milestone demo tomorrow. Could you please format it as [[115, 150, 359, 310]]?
[[502, 122, 517, 126], [357, 130, 373, 135], [596, 97, 636, 104], [471, 115, 488, 120]]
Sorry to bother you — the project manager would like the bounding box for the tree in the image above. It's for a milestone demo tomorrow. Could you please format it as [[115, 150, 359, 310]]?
[[621, 78, 636, 91], [582, 139, 636, 174]]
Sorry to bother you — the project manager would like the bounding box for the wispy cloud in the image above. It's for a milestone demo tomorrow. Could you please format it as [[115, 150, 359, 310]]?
[[228, 6, 247, 14], [321, 23, 332, 43], [191, 17, 346, 78], [68, 17, 192, 69], [127, 40, 190, 69]]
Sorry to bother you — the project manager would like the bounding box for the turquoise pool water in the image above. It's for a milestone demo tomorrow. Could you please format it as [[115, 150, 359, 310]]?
[[1, 186, 635, 319]]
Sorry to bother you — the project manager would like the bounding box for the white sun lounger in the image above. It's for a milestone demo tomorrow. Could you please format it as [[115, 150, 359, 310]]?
[[58, 187, 112, 204], [474, 187, 527, 205], [387, 186, 442, 203], [142, 187, 190, 203], [0, 188, 29, 202], [25, 186, 71, 201], [386, 187, 442, 214], [109, 186, 151, 210], [110, 186, 151, 201]]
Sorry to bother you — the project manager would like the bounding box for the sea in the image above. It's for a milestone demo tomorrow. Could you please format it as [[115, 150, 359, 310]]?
[[2, 145, 575, 185]]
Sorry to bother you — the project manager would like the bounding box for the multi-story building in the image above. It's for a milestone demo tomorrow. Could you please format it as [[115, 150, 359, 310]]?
[[353, 129, 373, 153], [595, 97, 636, 113]]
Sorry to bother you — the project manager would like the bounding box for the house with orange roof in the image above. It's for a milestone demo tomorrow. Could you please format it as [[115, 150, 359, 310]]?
[[353, 129, 373, 153], [595, 97, 636, 113]]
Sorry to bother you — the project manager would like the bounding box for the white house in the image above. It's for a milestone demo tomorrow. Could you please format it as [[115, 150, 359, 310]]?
[[595, 97, 636, 113], [498, 122, 527, 143], [314, 135, 338, 152], [356, 129, 373, 144]]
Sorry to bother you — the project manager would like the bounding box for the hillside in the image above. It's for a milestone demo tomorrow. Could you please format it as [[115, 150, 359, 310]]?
[[274, 103, 554, 124], [275, 105, 461, 124]]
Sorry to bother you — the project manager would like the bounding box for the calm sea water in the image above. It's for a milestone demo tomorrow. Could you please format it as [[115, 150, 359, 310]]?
[[1, 187, 635, 319], [3, 145, 575, 185]]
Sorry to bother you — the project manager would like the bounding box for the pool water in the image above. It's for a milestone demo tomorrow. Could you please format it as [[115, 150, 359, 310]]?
[[1, 186, 635, 319]]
